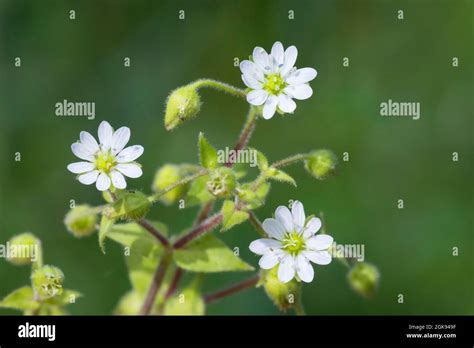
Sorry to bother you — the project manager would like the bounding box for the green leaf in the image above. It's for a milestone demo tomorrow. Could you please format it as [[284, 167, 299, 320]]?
[[98, 214, 115, 254], [163, 287, 205, 315], [0, 287, 39, 311], [173, 234, 254, 272], [221, 200, 249, 231], [266, 168, 296, 186], [238, 182, 271, 209], [186, 175, 214, 207], [253, 149, 269, 171], [114, 291, 143, 315], [44, 289, 82, 306], [199, 133, 219, 169], [106, 221, 168, 247]]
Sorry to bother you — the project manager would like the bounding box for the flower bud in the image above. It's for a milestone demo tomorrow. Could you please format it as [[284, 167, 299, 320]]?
[[347, 262, 379, 298], [31, 265, 64, 299], [64, 205, 98, 238], [259, 267, 301, 311], [6, 233, 40, 266], [304, 149, 338, 180], [152, 164, 188, 205], [206, 167, 236, 198], [164, 85, 201, 131], [109, 191, 151, 221]]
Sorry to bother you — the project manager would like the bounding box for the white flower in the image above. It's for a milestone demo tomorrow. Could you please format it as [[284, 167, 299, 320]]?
[[249, 201, 333, 283], [67, 121, 144, 191], [240, 41, 317, 120]]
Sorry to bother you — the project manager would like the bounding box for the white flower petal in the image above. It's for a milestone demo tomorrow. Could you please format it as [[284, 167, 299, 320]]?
[[240, 60, 264, 81], [281, 46, 298, 76], [111, 127, 130, 155], [252, 47, 272, 73], [71, 143, 95, 161], [249, 238, 282, 255], [291, 201, 305, 232], [277, 94, 296, 113], [303, 217, 322, 239], [246, 89, 269, 106], [259, 252, 281, 270], [286, 68, 317, 85], [241, 74, 263, 90], [98, 121, 114, 150], [77, 170, 99, 185], [79, 131, 99, 154], [306, 235, 334, 251], [116, 163, 143, 178], [111, 170, 127, 189], [67, 162, 96, 174], [275, 206, 294, 233], [296, 254, 314, 283], [284, 84, 313, 100], [262, 218, 286, 240], [116, 145, 144, 163], [96, 172, 111, 191], [278, 255, 296, 283], [262, 95, 278, 119], [270, 41, 285, 69], [303, 250, 332, 265]]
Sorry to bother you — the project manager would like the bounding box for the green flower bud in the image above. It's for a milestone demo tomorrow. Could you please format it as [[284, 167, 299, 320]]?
[[109, 191, 151, 221], [164, 85, 201, 131], [259, 267, 301, 311], [206, 167, 236, 198], [31, 265, 64, 299], [348, 262, 380, 298], [304, 149, 338, 180], [6, 233, 40, 266], [152, 164, 188, 205], [64, 205, 98, 238]]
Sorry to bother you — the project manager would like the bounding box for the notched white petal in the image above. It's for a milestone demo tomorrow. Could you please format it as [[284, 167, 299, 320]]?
[[67, 161, 95, 174], [278, 255, 296, 283], [262, 95, 278, 119], [259, 252, 281, 269], [246, 89, 268, 106], [98, 121, 113, 150], [277, 94, 296, 113], [304, 250, 332, 265], [274, 206, 294, 233], [249, 238, 282, 255], [262, 218, 286, 240], [284, 84, 313, 100], [111, 170, 127, 189], [96, 172, 111, 191], [77, 170, 99, 185], [111, 127, 131, 155], [291, 201, 305, 231], [303, 217, 322, 239], [296, 254, 314, 283], [286, 68, 317, 85], [116, 163, 143, 178], [306, 234, 334, 251], [71, 143, 94, 161], [116, 145, 144, 163], [79, 131, 99, 153]]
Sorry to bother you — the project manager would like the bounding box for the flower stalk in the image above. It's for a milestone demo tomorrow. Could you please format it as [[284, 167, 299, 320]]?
[[191, 79, 246, 99], [173, 213, 223, 249], [204, 274, 259, 304]]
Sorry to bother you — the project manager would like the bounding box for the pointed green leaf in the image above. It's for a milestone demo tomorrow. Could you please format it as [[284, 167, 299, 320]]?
[[221, 200, 249, 231], [106, 221, 168, 247], [98, 214, 115, 254], [253, 149, 269, 171], [163, 287, 205, 315], [198, 133, 219, 169], [186, 175, 214, 207], [173, 234, 254, 272], [0, 286, 39, 311], [266, 168, 296, 186]]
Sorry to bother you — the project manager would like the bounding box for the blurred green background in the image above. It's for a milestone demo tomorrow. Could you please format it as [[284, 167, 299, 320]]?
[[0, 0, 472, 315]]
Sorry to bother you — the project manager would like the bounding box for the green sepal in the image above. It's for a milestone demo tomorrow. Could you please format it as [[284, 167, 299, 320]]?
[[198, 132, 219, 169], [221, 200, 249, 231]]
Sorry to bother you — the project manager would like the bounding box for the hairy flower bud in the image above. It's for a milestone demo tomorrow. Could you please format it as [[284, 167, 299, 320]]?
[[109, 191, 151, 221], [304, 149, 338, 180], [31, 265, 64, 299], [64, 205, 98, 238], [206, 167, 236, 198], [259, 267, 301, 311], [348, 262, 380, 298], [152, 164, 188, 205], [164, 85, 201, 131], [6, 233, 40, 266]]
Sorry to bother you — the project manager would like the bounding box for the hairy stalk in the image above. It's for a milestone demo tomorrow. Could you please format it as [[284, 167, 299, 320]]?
[[192, 79, 246, 98], [150, 170, 207, 203], [225, 107, 258, 167], [173, 213, 223, 249], [271, 153, 308, 168], [248, 211, 266, 237], [137, 219, 170, 247], [139, 251, 172, 315], [194, 201, 214, 225], [204, 274, 259, 304]]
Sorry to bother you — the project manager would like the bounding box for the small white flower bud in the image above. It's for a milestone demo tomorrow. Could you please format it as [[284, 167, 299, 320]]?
[[304, 149, 338, 180], [64, 205, 98, 238], [164, 85, 201, 130]]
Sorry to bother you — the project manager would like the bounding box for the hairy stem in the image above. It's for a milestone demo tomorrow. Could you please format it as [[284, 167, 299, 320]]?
[[225, 107, 258, 167], [173, 213, 223, 249], [150, 170, 207, 203], [194, 201, 214, 225], [204, 274, 259, 304], [248, 211, 266, 237], [139, 252, 172, 315], [192, 79, 246, 98], [271, 153, 308, 169], [137, 219, 170, 247]]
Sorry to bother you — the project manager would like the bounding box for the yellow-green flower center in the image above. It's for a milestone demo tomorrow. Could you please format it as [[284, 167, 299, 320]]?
[[282, 231, 305, 255], [95, 151, 116, 173], [263, 73, 287, 95]]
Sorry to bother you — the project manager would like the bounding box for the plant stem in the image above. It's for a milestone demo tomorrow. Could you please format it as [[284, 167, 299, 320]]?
[[194, 201, 214, 225], [204, 274, 259, 304], [139, 252, 172, 315], [150, 170, 207, 203], [164, 267, 183, 301], [192, 79, 246, 98], [271, 153, 308, 169], [173, 213, 223, 249], [248, 211, 266, 237], [137, 219, 170, 247], [225, 107, 258, 167]]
